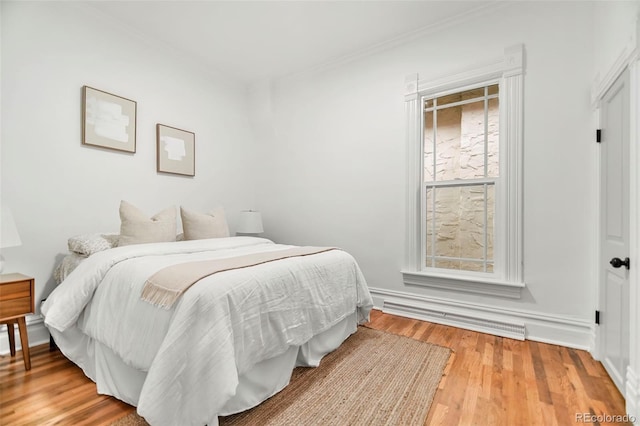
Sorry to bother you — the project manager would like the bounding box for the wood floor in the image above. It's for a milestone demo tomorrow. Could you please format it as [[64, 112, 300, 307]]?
[[368, 311, 631, 426], [0, 310, 630, 425]]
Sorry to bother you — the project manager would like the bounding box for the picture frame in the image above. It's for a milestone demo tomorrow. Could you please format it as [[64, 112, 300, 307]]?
[[82, 86, 137, 153], [156, 124, 195, 177]]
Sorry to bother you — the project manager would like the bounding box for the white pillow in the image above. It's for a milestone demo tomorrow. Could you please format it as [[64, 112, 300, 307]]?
[[119, 201, 177, 246], [180, 206, 230, 240]]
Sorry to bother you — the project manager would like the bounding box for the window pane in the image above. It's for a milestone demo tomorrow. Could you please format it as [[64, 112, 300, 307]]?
[[433, 186, 463, 261], [435, 100, 486, 180], [459, 261, 486, 272], [435, 259, 493, 272], [487, 97, 499, 178], [487, 184, 495, 261], [488, 84, 499, 96], [429, 185, 494, 272], [438, 87, 484, 106], [425, 187, 433, 264], [457, 186, 486, 261], [435, 259, 461, 270], [424, 111, 434, 182]]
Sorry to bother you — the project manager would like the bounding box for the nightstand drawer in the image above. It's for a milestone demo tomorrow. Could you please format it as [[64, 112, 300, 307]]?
[[0, 274, 35, 320], [0, 273, 35, 371], [0, 281, 32, 301], [0, 297, 31, 318]]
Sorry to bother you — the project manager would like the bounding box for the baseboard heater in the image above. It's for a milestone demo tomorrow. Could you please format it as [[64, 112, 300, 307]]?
[[383, 300, 526, 341]]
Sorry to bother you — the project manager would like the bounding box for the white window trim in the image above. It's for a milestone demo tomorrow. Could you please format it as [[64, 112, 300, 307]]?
[[402, 44, 526, 299]]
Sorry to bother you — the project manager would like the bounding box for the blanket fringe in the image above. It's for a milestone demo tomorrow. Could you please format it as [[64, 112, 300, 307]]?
[[141, 284, 181, 309]]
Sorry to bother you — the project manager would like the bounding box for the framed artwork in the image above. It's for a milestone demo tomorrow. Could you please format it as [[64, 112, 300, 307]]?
[[156, 124, 195, 176], [82, 86, 137, 153]]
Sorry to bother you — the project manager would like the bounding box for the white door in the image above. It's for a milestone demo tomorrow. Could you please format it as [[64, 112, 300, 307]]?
[[600, 69, 631, 396]]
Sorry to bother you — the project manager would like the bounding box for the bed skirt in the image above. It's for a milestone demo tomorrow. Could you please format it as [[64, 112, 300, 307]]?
[[49, 312, 359, 424]]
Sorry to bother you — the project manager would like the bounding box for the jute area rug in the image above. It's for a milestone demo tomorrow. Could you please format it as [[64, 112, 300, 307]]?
[[111, 327, 451, 426]]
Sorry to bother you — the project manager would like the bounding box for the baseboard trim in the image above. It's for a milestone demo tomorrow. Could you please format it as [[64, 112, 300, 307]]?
[[0, 315, 50, 355], [369, 287, 593, 349]]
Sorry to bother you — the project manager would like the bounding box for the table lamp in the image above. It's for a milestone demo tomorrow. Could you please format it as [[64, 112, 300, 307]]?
[[236, 210, 264, 235]]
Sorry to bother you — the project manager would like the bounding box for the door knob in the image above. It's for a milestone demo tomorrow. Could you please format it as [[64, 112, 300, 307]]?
[[610, 257, 630, 270]]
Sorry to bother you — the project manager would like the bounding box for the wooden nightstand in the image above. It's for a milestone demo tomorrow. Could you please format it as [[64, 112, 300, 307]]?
[[0, 273, 34, 370]]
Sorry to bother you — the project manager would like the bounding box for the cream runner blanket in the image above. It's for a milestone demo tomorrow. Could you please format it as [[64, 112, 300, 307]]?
[[141, 246, 337, 308]]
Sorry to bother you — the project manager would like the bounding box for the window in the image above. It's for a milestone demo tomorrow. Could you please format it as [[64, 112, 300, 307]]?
[[424, 84, 499, 273], [403, 45, 525, 298]]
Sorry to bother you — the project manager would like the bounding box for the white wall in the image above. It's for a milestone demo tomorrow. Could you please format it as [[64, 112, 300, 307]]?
[[0, 2, 257, 312], [593, 0, 640, 89], [254, 2, 598, 338]]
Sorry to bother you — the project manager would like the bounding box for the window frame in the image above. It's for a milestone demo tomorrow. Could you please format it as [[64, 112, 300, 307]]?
[[402, 45, 526, 299]]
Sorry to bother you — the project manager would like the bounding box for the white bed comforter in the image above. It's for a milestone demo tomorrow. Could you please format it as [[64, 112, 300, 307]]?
[[42, 237, 373, 426]]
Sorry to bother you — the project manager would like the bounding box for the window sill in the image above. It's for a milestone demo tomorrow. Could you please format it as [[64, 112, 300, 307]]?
[[401, 270, 524, 299]]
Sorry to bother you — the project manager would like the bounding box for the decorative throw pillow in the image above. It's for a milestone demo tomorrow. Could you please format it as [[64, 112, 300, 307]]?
[[180, 206, 230, 240], [68, 233, 119, 256], [54, 253, 86, 284], [119, 200, 177, 246]]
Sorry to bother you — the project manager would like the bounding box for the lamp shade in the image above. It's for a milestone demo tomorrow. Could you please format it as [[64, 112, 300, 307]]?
[[236, 210, 264, 234], [1, 206, 22, 248]]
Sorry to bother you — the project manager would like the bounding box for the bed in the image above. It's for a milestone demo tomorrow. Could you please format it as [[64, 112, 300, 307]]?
[[42, 236, 373, 426]]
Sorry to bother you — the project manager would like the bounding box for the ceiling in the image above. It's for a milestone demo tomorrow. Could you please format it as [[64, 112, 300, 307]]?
[[88, 1, 496, 84]]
